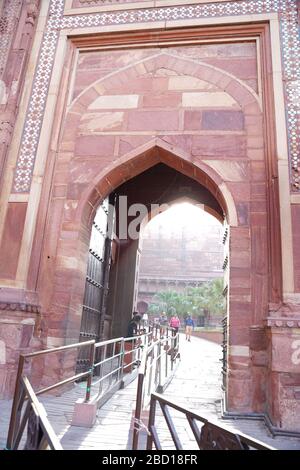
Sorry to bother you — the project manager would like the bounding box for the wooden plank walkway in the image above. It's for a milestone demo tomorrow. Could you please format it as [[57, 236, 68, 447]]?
[[0, 374, 138, 451], [1, 335, 300, 450]]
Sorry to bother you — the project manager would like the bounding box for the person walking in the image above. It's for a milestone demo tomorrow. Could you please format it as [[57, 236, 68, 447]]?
[[169, 314, 181, 350], [159, 311, 168, 338], [125, 312, 142, 372], [184, 314, 194, 342], [169, 314, 181, 333]]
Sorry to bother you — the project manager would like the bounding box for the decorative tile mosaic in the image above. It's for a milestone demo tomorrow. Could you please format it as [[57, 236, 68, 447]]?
[[0, 0, 22, 78], [73, 0, 143, 6], [11, 0, 300, 192]]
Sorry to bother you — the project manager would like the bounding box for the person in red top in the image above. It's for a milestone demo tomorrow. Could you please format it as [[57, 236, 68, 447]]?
[[169, 314, 180, 332], [169, 314, 181, 350]]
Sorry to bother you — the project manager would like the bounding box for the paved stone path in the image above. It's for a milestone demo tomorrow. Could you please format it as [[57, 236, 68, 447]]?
[[153, 336, 300, 450], [1, 335, 300, 450]]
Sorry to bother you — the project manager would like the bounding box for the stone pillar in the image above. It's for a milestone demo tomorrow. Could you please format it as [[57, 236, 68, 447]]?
[[0, 295, 41, 398], [249, 326, 268, 413], [226, 225, 253, 413], [227, 348, 252, 412], [266, 315, 300, 432]]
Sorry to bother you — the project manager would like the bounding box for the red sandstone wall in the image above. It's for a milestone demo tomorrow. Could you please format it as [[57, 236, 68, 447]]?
[[192, 330, 222, 345], [139, 222, 223, 280], [292, 205, 300, 292], [73, 43, 258, 100]]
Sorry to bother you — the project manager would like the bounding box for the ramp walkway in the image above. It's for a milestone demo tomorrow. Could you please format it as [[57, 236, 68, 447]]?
[[1, 333, 300, 450]]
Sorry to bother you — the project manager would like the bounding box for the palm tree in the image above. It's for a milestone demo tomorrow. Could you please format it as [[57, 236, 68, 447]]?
[[147, 278, 225, 320], [148, 290, 189, 316], [187, 278, 225, 315]]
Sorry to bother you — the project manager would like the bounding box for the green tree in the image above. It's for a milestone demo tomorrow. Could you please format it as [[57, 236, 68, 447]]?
[[147, 278, 225, 320], [148, 290, 190, 317], [186, 278, 225, 317]]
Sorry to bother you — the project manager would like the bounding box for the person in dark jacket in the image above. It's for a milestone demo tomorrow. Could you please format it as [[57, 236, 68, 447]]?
[[126, 312, 142, 338], [124, 312, 142, 372], [184, 314, 194, 341]]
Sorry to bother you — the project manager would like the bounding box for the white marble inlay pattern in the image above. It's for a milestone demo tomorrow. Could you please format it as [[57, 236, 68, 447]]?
[[0, 0, 22, 78]]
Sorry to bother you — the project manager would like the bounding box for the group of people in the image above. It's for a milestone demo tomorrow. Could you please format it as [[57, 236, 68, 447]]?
[[159, 312, 194, 341], [127, 311, 195, 341]]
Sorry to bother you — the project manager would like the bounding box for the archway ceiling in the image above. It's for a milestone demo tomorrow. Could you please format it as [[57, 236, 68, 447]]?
[[114, 161, 223, 232]]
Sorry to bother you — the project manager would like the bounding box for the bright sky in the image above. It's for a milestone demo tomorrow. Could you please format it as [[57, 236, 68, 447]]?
[[142, 202, 223, 239]]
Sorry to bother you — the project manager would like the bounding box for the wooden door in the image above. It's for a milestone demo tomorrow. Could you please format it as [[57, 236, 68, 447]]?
[[76, 198, 115, 373]]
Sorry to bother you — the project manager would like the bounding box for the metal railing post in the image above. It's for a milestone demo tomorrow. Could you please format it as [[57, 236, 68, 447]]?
[[165, 335, 168, 380], [120, 338, 125, 382], [116, 341, 122, 383], [85, 342, 96, 402], [109, 341, 116, 387], [6, 355, 25, 450], [147, 348, 154, 397], [132, 372, 144, 450], [146, 395, 157, 450], [171, 333, 175, 371], [158, 341, 162, 391]]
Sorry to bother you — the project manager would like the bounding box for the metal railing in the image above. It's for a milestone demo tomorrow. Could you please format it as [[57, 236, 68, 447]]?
[[132, 326, 180, 450], [6, 329, 153, 450], [6, 339, 95, 450], [146, 393, 275, 450], [92, 331, 152, 405], [7, 376, 63, 450], [6, 326, 275, 451]]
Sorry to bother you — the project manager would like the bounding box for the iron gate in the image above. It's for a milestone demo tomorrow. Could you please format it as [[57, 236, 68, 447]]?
[[76, 198, 114, 373]]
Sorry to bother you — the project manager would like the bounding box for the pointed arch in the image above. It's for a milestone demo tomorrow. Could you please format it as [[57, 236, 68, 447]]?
[[77, 139, 238, 228], [70, 51, 261, 112], [62, 50, 261, 152]]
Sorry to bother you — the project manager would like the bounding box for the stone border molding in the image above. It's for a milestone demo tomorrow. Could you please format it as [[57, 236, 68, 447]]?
[[266, 317, 300, 328], [0, 301, 40, 313]]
